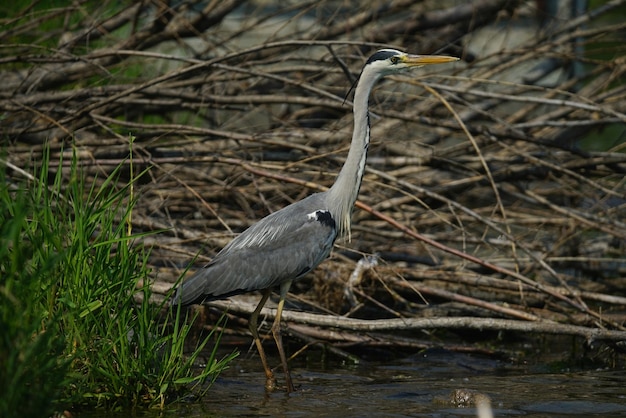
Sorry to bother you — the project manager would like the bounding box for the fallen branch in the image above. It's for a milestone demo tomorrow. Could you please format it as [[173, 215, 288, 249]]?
[[207, 299, 626, 343]]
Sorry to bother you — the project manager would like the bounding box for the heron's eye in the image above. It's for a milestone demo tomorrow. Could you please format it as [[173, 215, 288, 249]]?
[[390, 56, 400, 64]]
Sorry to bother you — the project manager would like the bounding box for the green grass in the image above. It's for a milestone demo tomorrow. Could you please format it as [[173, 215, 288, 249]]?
[[0, 144, 236, 416], [0, 156, 68, 417]]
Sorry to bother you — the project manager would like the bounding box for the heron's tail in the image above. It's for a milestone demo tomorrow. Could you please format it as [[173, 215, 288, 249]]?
[[170, 273, 205, 306]]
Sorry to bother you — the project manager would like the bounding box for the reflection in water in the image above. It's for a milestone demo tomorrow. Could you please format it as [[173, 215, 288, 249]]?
[[77, 347, 626, 417], [174, 348, 626, 417]]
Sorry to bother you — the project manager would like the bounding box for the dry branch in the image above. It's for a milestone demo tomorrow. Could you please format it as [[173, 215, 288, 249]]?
[[2, 0, 625, 363], [207, 299, 626, 343]]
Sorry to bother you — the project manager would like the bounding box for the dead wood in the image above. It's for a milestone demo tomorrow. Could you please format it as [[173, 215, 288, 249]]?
[[206, 298, 626, 343], [2, 0, 625, 363]]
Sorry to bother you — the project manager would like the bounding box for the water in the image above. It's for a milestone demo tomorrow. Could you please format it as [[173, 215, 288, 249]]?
[[74, 342, 625, 417], [161, 347, 626, 417]]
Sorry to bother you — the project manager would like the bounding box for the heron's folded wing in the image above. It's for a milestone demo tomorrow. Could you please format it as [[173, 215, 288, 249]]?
[[174, 200, 336, 305]]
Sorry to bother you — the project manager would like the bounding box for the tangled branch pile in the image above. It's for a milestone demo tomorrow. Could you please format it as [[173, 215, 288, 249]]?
[[2, 1, 625, 361]]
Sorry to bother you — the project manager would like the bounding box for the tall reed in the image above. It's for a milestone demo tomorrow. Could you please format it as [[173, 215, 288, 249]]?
[[0, 145, 236, 415]]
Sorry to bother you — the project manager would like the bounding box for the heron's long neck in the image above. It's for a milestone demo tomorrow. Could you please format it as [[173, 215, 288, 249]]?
[[328, 68, 381, 240]]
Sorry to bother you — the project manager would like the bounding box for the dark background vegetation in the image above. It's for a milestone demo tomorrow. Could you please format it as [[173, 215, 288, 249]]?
[[2, 0, 626, 409]]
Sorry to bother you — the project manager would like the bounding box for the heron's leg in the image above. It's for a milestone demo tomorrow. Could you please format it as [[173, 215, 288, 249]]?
[[272, 280, 295, 393], [249, 288, 276, 391]]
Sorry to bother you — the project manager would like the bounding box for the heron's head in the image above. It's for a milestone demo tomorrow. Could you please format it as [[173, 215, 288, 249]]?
[[365, 49, 458, 76]]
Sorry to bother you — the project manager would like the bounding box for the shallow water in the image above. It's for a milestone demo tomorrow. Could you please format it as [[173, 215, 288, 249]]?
[[76, 344, 626, 417], [162, 348, 626, 418]]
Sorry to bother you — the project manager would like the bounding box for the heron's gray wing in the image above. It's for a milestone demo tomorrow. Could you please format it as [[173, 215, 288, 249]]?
[[174, 196, 336, 306]]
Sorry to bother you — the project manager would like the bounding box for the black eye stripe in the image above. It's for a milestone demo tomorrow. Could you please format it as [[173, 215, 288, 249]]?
[[366, 50, 400, 65]]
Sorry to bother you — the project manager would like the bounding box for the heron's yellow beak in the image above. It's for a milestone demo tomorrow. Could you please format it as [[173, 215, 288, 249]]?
[[402, 54, 459, 66]]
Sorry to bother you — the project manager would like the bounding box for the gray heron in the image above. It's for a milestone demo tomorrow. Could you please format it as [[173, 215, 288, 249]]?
[[173, 49, 458, 392]]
